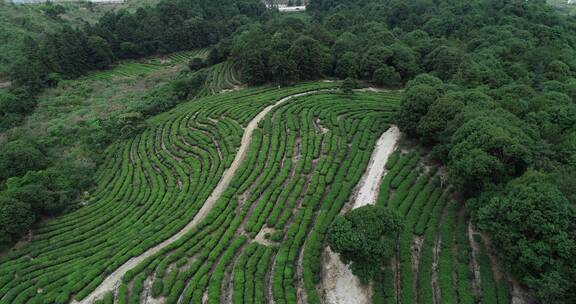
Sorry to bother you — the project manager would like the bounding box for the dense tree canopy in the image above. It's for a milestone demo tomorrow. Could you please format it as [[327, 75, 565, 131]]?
[[0, 196, 34, 248], [396, 82, 444, 136], [8, 0, 267, 91], [0, 139, 47, 181], [327, 205, 403, 282], [0, 91, 35, 131], [371, 1, 576, 301], [470, 175, 576, 303], [448, 114, 536, 195]]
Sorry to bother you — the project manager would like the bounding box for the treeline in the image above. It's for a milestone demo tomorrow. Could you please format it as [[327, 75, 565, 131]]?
[[222, 0, 576, 302], [397, 74, 576, 303], [0, 0, 266, 250], [2, 0, 267, 131], [226, 0, 576, 88], [9, 0, 266, 92], [223, 18, 418, 86]]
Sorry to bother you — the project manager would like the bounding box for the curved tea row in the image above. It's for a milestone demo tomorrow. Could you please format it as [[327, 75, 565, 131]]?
[[79, 91, 401, 304], [0, 82, 337, 304]]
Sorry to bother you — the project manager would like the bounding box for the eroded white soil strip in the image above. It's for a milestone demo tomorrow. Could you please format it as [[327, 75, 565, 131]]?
[[322, 126, 401, 304], [353, 126, 401, 208], [74, 90, 325, 304]]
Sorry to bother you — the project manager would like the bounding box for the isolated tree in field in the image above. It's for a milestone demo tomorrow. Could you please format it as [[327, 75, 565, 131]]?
[[171, 71, 207, 100], [327, 205, 403, 282]]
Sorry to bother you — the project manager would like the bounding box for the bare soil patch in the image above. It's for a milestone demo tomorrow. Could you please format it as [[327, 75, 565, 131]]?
[[321, 247, 372, 304], [254, 227, 278, 246]]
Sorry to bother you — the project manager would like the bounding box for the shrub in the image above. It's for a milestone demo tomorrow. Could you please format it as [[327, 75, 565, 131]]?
[[151, 279, 163, 298]]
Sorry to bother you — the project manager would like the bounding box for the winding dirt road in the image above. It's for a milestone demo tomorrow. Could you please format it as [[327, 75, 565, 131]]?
[[73, 90, 327, 304], [322, 126, 401, 304]]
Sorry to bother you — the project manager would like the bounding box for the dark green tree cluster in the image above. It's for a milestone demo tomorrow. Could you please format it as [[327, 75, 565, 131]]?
[[9, 0, 266, 92], [0, 136, 95, 250], [396, 75, 576, 302], [225, 14, 417, 86], [0, 139, 46, 181], [327, 205, 403, 282], [469, 174, 576, 303], [11, 29, 114, 91], [229, 0, 576, 93], [0, 90, 36, 132], [354, 0, 576, 301], [43, 3, 67, 19]]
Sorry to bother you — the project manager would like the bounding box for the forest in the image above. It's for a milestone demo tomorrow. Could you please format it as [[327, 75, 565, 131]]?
[[0, 0, 575, 303]]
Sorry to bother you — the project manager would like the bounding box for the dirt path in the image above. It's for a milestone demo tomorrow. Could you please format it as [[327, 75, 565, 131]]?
[[468, 221, 482, 297], [432, 231, 441, 304], [73, 90, 328, 304], [353, 126, 400, 208], [321, 126, 401, 304], [412, 236, 425, 303], [254, 227, 278, 246]]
